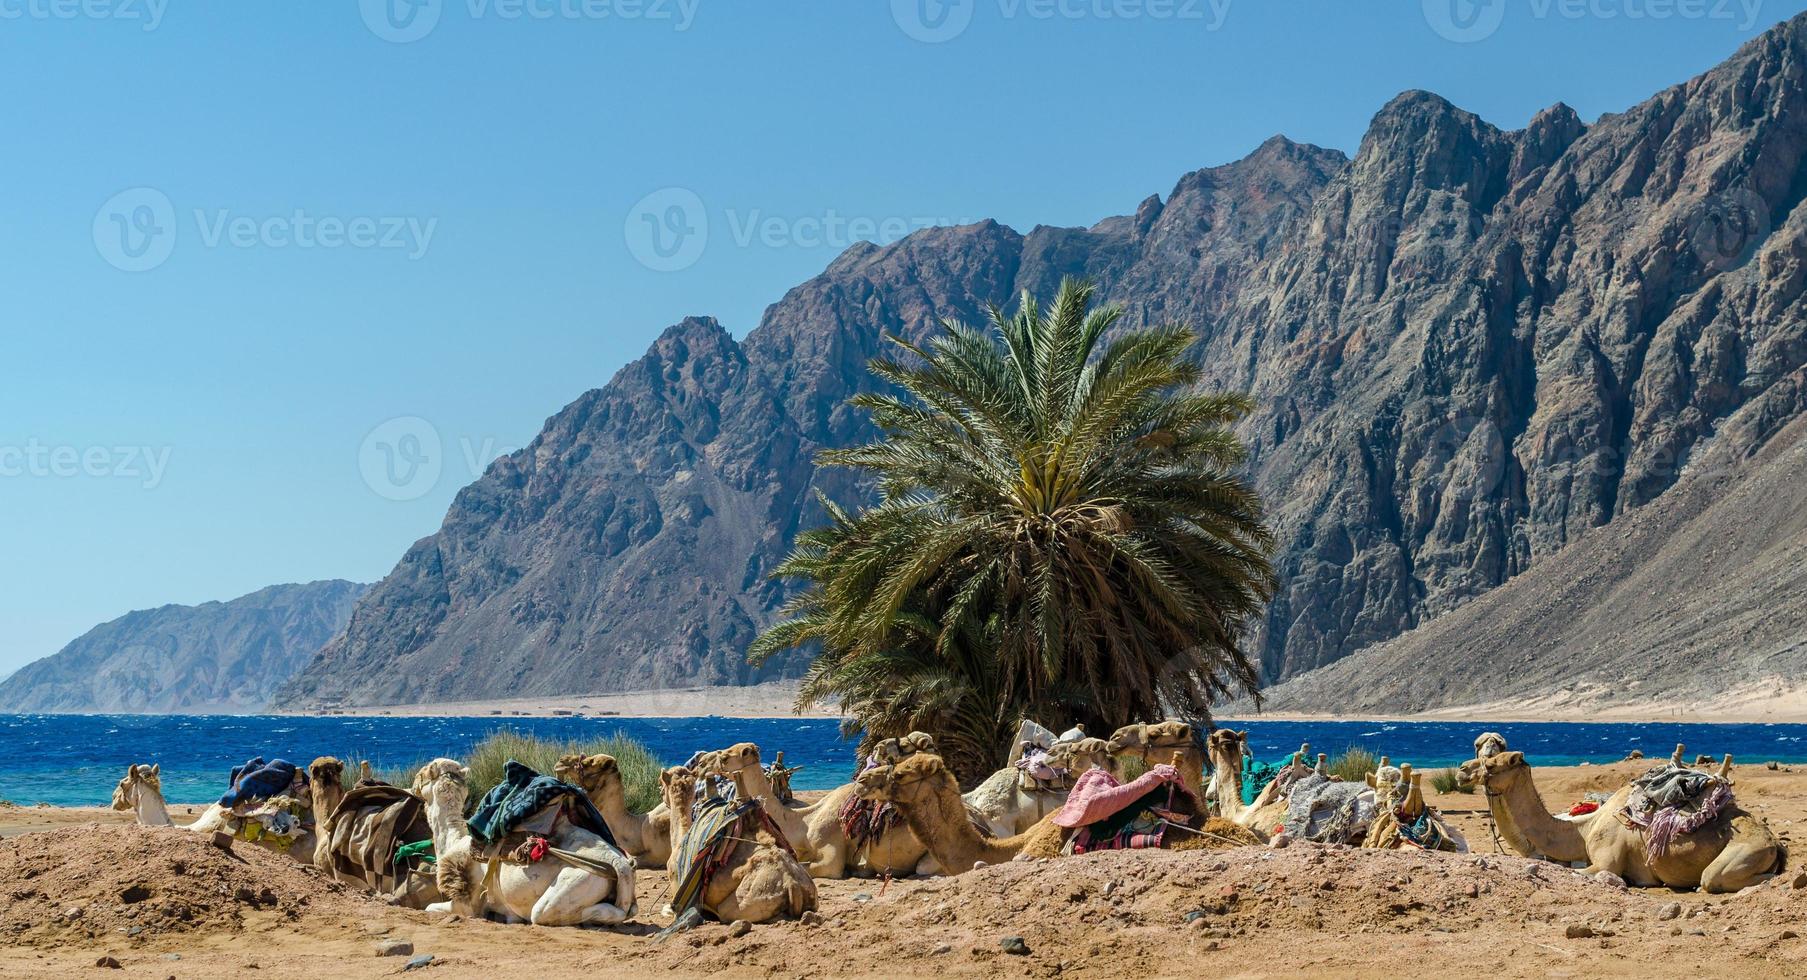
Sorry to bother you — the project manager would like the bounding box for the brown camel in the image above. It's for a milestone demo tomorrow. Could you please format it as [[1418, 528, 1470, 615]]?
[[854, 754, 1065, 873], [660, 766, 816, 923], [554, 754, 673, 869], [708, 742, 932, 878], [1458, 750, 1785, 892], [1106, 721, 1207, 802]]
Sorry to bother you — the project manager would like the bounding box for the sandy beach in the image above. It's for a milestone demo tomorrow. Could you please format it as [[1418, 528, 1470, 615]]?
[[2, 760, 1803, 978], [272, 683, 838, 720]]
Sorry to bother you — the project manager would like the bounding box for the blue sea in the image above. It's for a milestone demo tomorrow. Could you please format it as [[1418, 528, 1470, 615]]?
[[4, 713, 1806, 807]]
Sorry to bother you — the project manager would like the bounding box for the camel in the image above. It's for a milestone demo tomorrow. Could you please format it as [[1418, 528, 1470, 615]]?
[[1362, 764, 1466, 852], [854, 754, 1066, 873], [1106, 721, 1207, 802], [413, 759, 637, 926], [1457, 750, 1784, 893], [962, 737, 1113, 836], [707, 742, 934, 878], [111, 763, 316, 862], [306, 757, 442, 909], [554, 754, 673, 869], [660, 765, 816, 922], [111, 764, 175, 828]]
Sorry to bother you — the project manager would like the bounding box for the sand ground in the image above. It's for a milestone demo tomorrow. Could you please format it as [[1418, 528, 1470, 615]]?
[[1, 760, 1803, 978]]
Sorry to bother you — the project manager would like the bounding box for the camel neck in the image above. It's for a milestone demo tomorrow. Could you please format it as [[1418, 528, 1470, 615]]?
[[595, 782, 646, 851], [1488, 770, 1587, 863], [136, 788, 172, 827], [898, 776, 1018, 873], [1208, 750, 1245, 821]]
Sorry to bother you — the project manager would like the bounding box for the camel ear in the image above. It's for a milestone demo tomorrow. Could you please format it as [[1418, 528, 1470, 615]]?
[[149, 764, 159, 777], [1365, 773, 1377, 788]]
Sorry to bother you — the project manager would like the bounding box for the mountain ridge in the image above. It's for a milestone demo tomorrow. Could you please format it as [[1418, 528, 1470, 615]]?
[[284, 14, 1807, 711]]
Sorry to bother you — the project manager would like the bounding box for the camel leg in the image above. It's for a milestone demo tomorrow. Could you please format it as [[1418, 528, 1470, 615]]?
[[805, 841, 846, 879], [1699, 842, 1780, 894], [528, 868, 610, 927]]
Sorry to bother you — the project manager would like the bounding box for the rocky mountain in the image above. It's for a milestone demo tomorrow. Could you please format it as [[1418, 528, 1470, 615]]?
[[0, 581, 367, 714], [285, 15, 1807, 710]]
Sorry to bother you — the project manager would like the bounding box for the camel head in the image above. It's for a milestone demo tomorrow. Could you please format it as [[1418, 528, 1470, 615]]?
[[411, 758, 470, 811], [710, 743, 763, 778], [871, 732, 938, 765], [1047, 736, 1111, 775], [111, 763, 160, 811], [1474, 732, 1508, 760], [308, 756, 345, 790], [855, 752, 956, 809], [1107, 720, 1196, 758], [1458, 750, 1529, 795], [553, 753, 620, 797]]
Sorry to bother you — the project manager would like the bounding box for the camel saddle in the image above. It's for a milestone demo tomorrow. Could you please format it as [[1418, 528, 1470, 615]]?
[[324, 785, 435, 901]]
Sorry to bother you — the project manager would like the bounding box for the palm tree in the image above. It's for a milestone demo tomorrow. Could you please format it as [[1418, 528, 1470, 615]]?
[[750, 278, 1275, 781]]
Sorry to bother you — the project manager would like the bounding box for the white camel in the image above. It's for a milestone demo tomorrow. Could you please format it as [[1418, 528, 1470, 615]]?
[[110, 763, 315, 862], [413, 759, 636, 927]]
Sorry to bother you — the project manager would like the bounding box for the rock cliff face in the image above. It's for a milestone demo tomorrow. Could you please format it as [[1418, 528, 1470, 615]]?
[[0, 581, 367, 713], [285, 16, 1807, 708]]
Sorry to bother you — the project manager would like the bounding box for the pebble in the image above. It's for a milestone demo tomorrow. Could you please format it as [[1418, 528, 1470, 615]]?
[[1462, 883, 1479, 899], [1593, 871, 1627, 889], [726, 920, 751, 938], [1565, 924, 1595, 939], [1655, 902, 1682, 921], [931, 943, 952, 955], [375, 939, 415, 957], [852, 892, 874, 903], [161, 954, 181, 962], [1780, 930, 1800, 941], [95, 957, 122, 970], [403, 955, 435, 972], [1791, 871, 1807, 891], [1000, 936, 1030, 956], [799, 910, 825, 926]]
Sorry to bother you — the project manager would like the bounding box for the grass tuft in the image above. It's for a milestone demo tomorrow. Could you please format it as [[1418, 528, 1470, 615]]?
[[1326, 746, 1378, 783], [1431, 767, 1474, 795], [334, 730, 665, 814]]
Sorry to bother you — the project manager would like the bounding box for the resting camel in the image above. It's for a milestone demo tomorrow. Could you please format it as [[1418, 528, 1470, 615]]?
[[307, 757, 442, 909], [554, 754, 673, 869], [962, 737, 1113, 836], [660, 765, 816, 922], [708, 742, 933, 878], [1457, 750, 1784, 893], [1106, 721, 1207, 802], [854, 754, 1066, 873], [413, 759, 637, 926], [111, 763, 316, 863]]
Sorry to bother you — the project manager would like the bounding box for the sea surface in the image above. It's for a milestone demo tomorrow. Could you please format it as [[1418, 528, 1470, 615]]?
[[3, 713, 1806, 807]]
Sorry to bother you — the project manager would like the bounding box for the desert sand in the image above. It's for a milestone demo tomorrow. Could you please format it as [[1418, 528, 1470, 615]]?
[[1, 760, 1803, 978]]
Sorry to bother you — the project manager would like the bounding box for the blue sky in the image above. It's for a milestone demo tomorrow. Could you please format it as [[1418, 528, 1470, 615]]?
[[0, 0, 1799, 674]]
